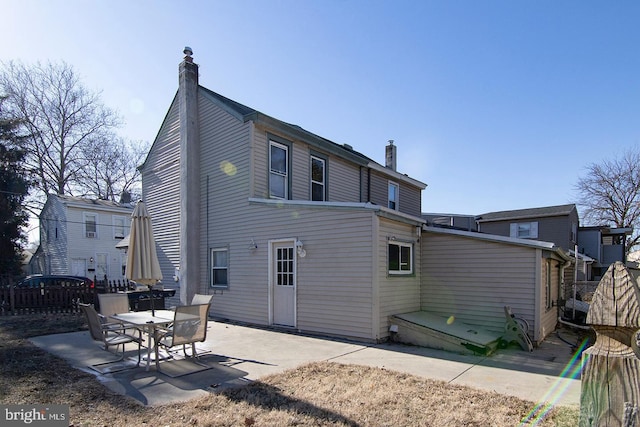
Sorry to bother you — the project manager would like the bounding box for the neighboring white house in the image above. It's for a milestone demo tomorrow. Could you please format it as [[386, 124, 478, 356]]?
[[29, 194, 133, 280]]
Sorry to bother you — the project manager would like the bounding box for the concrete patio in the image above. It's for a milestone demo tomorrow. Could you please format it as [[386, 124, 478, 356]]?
[[29, 320, 584, 407]]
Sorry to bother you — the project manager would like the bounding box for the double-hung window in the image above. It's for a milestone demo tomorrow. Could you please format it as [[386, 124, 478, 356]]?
[[84, 213, 97, 238], [210, 248, 228, 288], [388, 181, 399, 210], [311, 155, 326, 201], [270, 141, 288, 199], [388, 241, 413, 275], [113, 216, 126, 239]]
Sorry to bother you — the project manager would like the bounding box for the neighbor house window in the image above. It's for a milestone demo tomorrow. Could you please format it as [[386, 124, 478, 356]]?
[[510, 222, 538, 239], [388, 241, 413, 275], [210, 248, 228, 288], [84, 213, 97, 238], [388, 182, 399, 210], [311, 155, 326, 201], [113, 216, 126, 239], [269, 141, 288, 199]]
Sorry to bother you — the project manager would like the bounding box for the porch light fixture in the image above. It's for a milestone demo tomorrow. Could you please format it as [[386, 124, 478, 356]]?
[[296, 239, 306, 258], [249, 239, 258, 251]]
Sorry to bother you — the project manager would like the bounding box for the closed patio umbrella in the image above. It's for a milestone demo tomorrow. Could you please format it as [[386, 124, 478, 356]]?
[[125, 201, 163, 315]]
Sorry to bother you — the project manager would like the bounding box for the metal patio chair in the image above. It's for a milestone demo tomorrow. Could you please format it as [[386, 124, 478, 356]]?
[[154, 303, 210, 370], [191, 293, 213, 305], [79, 303, 143, 364]]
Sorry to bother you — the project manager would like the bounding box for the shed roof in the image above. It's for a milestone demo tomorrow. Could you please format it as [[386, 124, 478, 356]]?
[[423, 225, 571, 261]]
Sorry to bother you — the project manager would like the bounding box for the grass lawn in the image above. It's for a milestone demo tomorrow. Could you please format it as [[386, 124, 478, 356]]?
[[0, 313, 579, 426]]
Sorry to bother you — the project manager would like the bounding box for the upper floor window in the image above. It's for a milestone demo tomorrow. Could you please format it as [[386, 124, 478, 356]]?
[[270, 141, 288, 199], [388, 182, 399, 210], [510, 221, 538, 239], [388, 241, 413, 275], [84, 213, 98, 238], [210, 248, 228, 289], [571, 223, 577, 243], [113, 216, 126, 239], [311, 155, 326, 201]]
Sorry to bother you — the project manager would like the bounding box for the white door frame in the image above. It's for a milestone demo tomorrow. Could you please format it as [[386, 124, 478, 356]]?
[[268, 238, 297, 327]]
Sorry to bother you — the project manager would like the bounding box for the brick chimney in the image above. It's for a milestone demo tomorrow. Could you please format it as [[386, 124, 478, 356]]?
[[179, 46, 200, 305], [385, 140, 396, 171]]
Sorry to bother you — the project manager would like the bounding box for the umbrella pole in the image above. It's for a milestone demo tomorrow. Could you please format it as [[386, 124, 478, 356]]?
[[148, 284, 155, 316]]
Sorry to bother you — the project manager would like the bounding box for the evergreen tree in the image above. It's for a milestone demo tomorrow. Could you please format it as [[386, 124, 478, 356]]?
[[0, 96, 30, 276]]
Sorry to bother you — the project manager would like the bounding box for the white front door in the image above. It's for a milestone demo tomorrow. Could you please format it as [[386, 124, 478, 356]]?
[[271, 241, 296, 327]]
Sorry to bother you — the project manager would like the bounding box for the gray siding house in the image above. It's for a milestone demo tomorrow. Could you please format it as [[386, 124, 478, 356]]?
[[476, 204, 579, 252], [141, 49, 426, 342], [31, 194, 132, 279]]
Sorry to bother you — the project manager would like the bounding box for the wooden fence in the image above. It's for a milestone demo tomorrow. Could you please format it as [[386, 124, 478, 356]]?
[[0, 276, 134, 316]]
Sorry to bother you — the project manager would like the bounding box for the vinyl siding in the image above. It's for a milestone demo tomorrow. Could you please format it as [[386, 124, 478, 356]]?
[[254, 128, 362, 203], [479, 211, 579, 251], [38, 196, 132, 279], [368, 169, 422, 217], [40, 197, 67, 274], [198, 94, 252, 308], [327, 156, 361, 202], [208, 203, 375, 339], [141, 100, 181, 299], [377, 218, 421, 339], [421, 231, 538, 336], [539, 258, 562, 341]]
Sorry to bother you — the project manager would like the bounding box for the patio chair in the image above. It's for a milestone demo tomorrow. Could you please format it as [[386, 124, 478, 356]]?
[[79, 303, 143, 364], [154, 303, 210, 370], [98, 293, 131, 317], [191, 293, 213, 305]]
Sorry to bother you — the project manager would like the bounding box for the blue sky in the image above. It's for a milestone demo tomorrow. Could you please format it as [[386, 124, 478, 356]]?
[[3, 1, 640, 220]]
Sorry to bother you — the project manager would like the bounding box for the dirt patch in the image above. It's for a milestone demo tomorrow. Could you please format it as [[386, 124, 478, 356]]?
[[0, 313, 579, 426]]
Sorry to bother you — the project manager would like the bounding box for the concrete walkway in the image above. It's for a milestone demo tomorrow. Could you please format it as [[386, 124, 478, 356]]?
[[29, 320, 583, 408]]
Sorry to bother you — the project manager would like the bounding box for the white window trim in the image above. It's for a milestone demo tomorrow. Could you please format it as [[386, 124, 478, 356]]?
[[84, 212, 98, 239], [388, 181, 399, 210], [388, 240, 413, 275], [210, 247, 229, 289], [269, 140, 289, 199], [310, 155, 326, 201]]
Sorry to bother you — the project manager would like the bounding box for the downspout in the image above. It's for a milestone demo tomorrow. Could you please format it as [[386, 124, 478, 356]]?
[[557, 249, 591, 330]]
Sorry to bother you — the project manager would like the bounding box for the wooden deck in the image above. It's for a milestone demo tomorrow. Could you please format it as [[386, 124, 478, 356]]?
[[390, 311, 502, 355]]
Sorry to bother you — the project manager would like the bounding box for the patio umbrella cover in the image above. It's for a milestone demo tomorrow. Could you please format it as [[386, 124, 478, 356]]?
[[126, 201, 163, 313]]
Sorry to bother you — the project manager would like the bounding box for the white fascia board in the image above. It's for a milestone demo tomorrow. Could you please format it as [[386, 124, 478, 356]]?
[[248, 198, 425, 224], [423, 225, 566, 253]]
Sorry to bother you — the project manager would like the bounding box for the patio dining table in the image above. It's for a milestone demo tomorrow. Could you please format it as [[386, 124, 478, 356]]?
[[111, 309, 175, 371]]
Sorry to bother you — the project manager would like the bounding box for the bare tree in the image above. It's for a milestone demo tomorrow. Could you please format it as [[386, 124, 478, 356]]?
[[575, 146, 640, 253], [80, 137, 148, 202], [0, 60, 121, 210]]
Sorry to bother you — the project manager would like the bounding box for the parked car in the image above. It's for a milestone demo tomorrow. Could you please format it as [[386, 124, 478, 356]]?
[[15, 275, 95, 289]]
